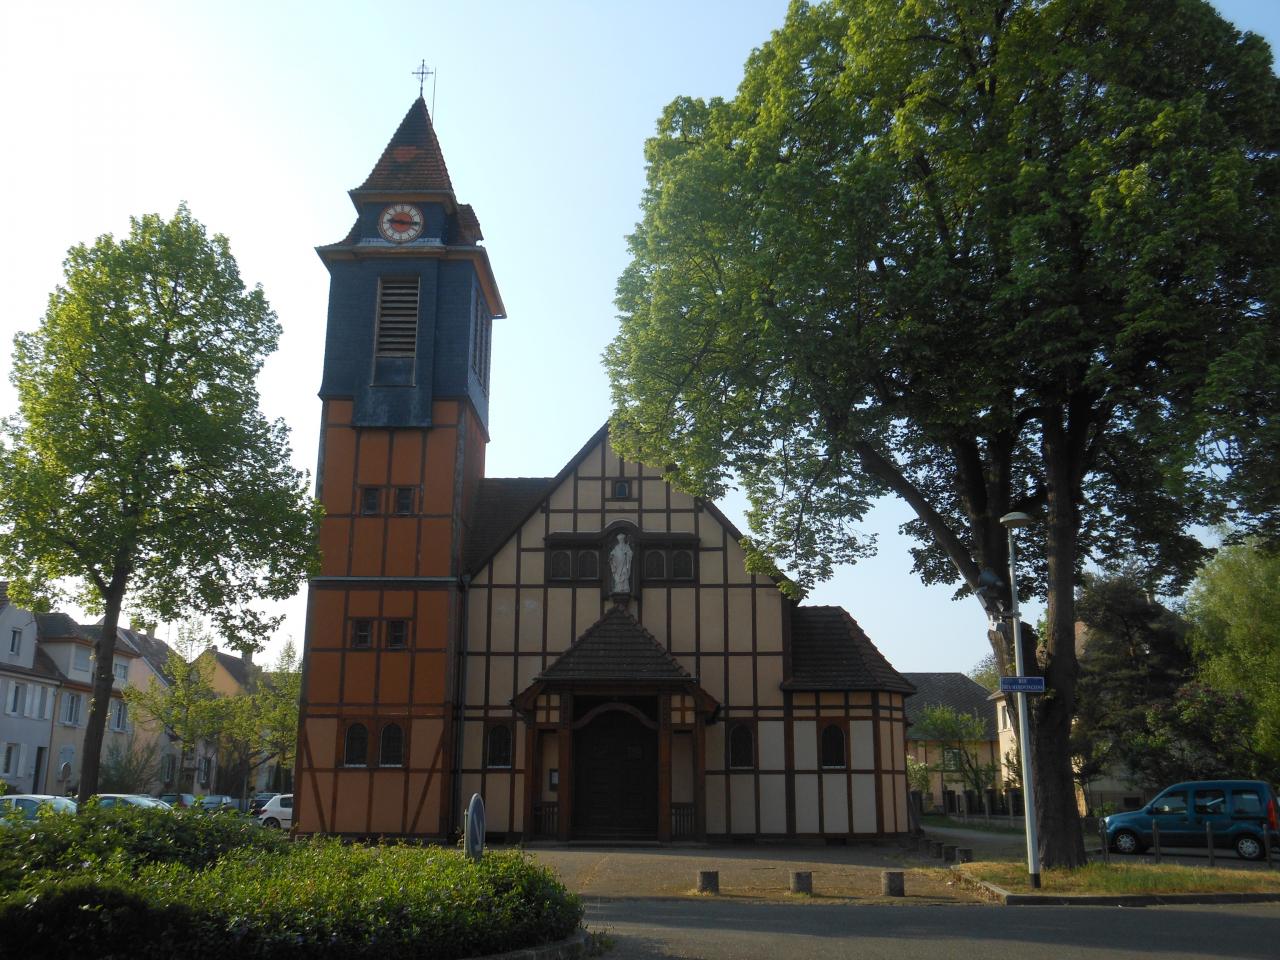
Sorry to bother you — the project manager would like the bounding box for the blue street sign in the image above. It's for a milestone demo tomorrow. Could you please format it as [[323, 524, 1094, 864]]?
[[1000, 676, 1046, 694]]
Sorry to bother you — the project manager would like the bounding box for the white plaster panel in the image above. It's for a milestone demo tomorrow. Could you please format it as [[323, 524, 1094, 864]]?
[[891, 720, 905, 771], [728, 656, 753, 706], [794, 720, 817, 770], [517, 656, 541, 695], [575, 589, 604, 635], [700, 521, 725, 549], [699, 549, 724, 585], [759, 774, 787, 833], [518, 594, 543, 651], [699, 589, 725, 651], [756, 654, 784, 707], [726, 589, 753, 652], [488, 656, 514, 706], [757, 721, 786, 771], [669, 589, 695, 648], [467, 591, 488, 652], [852, 774, 878, 833], [706, 775, 726, 834], [520, 549, 544, 585], [641, 478, 666, 506], [491, 541, 517, 585], [548, 476, 573, 511], [484, 773, 511, 830], [894, 772, 908, 832], [465, 655, 486, 707], [699, 656, 725, 705], [730, 774, 756, 834], [640, 510, 668, 533], [822, 773, 849, 833], [459, 773, 482, 812], [577, 478, 602, 511], [462, 720, 484, 770], [754, 591, 783, 652], [547, 511, 574, 533], [705, 721, 725, 772], [671, 733, 694, 803], [640, 591, 667, 647], [725, 538, 751, 584], [547, 589, 572, 652], [851, 720, 875, 769], [490, 589, 516, 652], [669, 510, 696, 533], [602, 441, 620, 476], [795, 775, 819, 833], [879, 718, 893, 771]]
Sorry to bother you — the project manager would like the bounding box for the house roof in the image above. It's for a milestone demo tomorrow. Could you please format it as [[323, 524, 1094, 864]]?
[[354, 97, 454, 196], [119, 629, 177, 684], [785, 606, 915, 694], [464, 477, 555, 575], [0, 581, 8, 610], [35, 612, 91, 642], [77, 624, 141, 656], [0, 647, 64, 684], [212, 650, 255, 690], [899, 672, 998, 740], [535, 605, 697, 686]]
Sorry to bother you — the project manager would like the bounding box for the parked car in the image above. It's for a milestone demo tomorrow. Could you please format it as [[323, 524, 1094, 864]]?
[[91, 794, 173, 810], [1104, 780, 1280, 860], [196, 794, 240, 812], [250, 792, 278, 817], [158, 792, 198, 808], [257, 793, 293, 829], [0, 795, 77, 821]]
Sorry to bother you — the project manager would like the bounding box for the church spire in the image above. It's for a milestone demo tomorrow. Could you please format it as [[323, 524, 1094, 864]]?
[[354, 97, 454, 196]]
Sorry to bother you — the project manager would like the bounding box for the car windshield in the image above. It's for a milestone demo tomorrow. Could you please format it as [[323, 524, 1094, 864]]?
[[128, 796, 167, 808]]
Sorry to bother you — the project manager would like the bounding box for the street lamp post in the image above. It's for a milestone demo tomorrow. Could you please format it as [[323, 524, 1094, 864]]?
[[1001, 511, 1041, 890]]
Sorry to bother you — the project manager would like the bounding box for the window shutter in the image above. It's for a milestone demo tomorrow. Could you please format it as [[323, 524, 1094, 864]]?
[[376, 279, 419, 356]]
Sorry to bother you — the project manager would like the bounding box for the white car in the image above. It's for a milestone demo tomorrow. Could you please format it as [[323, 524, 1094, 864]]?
[[92, 794, 173, 810], [257, 793, 293, 829], [0, 794, 77, 820]]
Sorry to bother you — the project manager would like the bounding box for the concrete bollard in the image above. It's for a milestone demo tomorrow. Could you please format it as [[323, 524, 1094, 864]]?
[[943, 844, 957, 863], [956, 848, 974, 863], [790, 870, 813, 895], [929, 840, 944, 858], [881, 870, 905, 897], [697, 870, 719, 894]]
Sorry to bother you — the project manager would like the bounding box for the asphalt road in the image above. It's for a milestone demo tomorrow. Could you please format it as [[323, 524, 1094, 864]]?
[[585, 897, 1280, 960]]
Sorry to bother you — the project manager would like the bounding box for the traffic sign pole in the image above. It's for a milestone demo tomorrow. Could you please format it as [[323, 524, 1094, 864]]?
[[1007, 527, 1041, 889]]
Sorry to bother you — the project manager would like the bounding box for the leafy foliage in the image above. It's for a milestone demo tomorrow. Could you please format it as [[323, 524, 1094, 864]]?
[[1187, 538, 1280, 775], [912, 704, 999, 804], [605, 0, 1280, 865], [1129, 682, 1262, 787], [0, 808, 582, 960], [0, 206, 320, 798], [98, 734, 160, 794], [968, 653, 1000, 693]]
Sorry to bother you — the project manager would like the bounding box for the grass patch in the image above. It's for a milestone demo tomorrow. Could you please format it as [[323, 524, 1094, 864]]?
[[960, 860, 1280, 895], [921, 814, 1024, 835]]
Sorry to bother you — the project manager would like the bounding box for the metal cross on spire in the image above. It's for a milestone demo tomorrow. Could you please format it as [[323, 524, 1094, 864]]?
[[412, 60, 434, 98]]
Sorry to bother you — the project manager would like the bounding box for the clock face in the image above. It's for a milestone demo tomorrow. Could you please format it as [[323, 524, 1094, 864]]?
[[378, 204, 424, 242]]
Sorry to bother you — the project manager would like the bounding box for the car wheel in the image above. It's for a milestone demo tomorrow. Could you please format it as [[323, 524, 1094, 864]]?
[[1235, 834, 1264, 861], [264, 817, 281, 829], [1113, 829, 1141, 855]]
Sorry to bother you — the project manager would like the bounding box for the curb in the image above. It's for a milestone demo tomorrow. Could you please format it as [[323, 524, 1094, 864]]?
[[952, 867, 1280, 907], [472, 929, 589, 960]]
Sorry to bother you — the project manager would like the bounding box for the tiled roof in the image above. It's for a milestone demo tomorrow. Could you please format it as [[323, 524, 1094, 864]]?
[[78, 624, 141, 656], [120, 629, 178, 684], [0, 647, 64, 684], [900, 672, 998, 740], [213, 650, 255, 690], [452, 204, 483, 244], [356, 97, 454, 194], [464, 477, 554, 576], [35, 612, 90, 641], [785, 606, 915, 694], [536, 605, 695, 685]]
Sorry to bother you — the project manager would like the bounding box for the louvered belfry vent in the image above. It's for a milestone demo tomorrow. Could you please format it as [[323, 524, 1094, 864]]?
[[376, 278, 419, 356]]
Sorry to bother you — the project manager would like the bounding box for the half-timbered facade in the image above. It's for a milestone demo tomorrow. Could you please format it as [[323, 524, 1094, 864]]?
[[294, 99, 914, 841]]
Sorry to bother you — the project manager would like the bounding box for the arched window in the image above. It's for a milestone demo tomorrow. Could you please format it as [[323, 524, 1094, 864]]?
[[728, 723, 754, 769], [577, 550, 599, 580], [486, 724, 512, 768], [612, 479, 632, 499], [380, 723, 404, 767], [820, 724, 845, 768], [344, 723, 368, 766], [550, 550, 572, 580], [671, 550, 694, 580], [644, 550, 666, 580]]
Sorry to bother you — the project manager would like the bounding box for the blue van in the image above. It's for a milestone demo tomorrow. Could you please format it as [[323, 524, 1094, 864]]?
[[1103, 780, 1279, 860]]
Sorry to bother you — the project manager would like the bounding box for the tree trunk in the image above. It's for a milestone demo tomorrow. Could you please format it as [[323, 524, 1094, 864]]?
[[1034, 421, 1087, 867], [77, 590, 125, 803]]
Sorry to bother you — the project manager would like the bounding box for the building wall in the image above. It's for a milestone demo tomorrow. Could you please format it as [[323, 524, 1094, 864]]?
[[295, 396, 480, 835], [0, 602, 55, 793], [462, 435, 909, 838], [908, 737, 1001, 811]]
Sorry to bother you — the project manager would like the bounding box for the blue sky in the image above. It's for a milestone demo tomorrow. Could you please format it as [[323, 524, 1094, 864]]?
[[1, 1, 1275, 669]]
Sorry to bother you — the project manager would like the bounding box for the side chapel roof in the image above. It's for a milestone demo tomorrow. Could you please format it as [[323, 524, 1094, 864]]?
[[535, 605, 695, 685], [785, 606, 915, 694]]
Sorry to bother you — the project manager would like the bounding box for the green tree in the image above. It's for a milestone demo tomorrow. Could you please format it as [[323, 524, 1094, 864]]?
[[0, 206, 321, 802], [1187, 539, 1280, 776], [209, 641, 301, 800], [1071, 572, 1193, 800], [912, 704, 999, 813], [968, 653, 1000, 693], [606, 0, 1279, 866], [125, 623, 224, 793], [1130, 682, 1261, 786], [98, 734, 160, 794]]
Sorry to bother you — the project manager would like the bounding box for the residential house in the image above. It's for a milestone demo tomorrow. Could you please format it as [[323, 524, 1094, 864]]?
[[0, 583, 59, 793], [903, 672, 1002, 814]]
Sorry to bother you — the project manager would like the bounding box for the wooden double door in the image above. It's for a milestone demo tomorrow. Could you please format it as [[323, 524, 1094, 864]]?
[[573, 708, 657, 839]]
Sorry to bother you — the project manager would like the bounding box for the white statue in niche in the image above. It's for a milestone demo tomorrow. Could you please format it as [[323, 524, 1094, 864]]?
[[609, 533, 633, 594]]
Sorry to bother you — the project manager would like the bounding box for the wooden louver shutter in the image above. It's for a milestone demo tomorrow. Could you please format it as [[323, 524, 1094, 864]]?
[[376, 278, 419, 356]]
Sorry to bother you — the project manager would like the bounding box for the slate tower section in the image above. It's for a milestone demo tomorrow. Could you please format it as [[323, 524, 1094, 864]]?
[[295, 99, 504, 836]]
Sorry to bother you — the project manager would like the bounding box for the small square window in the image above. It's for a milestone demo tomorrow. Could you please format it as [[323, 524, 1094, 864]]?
[[386, 620, 408, 649], [361, 487, 381, 515], [611, 479, 632, 499], [351, 620, 373, 648], [394, 487, 415, 515]]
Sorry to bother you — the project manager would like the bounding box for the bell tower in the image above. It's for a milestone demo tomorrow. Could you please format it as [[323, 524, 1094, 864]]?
[[295, 98, 504, 836]]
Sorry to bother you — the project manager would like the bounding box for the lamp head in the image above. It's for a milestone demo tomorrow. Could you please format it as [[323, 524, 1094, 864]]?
[[1000, 511, 1035, 529]]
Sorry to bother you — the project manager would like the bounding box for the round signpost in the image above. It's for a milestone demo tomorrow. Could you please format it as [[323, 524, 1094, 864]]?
[[465, 792, 486, 861]]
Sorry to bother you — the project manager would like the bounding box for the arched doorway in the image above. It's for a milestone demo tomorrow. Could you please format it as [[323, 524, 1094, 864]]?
[[573, 704, 657, 839]]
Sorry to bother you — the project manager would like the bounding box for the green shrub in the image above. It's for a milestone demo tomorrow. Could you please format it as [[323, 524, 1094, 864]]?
[[1, 840, 582, 960], [0, 805, 288, 887]]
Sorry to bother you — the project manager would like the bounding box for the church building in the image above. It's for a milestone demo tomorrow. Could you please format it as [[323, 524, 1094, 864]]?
[[294, 99, 915, 842]]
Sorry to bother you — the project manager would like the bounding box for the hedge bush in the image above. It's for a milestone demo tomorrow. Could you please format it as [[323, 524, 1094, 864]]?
[[0, 811, 582, 960]]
